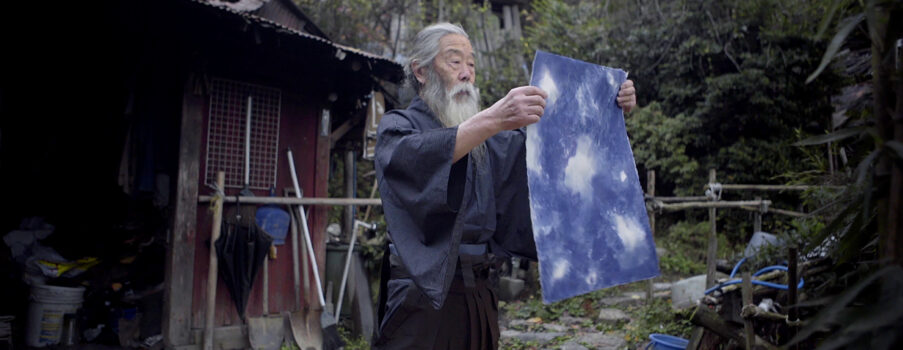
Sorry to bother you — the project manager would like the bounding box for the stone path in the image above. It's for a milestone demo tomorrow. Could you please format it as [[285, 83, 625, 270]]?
[[499, 285, 673, 349]]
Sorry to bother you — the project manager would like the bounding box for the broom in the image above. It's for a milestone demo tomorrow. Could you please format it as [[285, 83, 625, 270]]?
[[287, 149, 344, 349]]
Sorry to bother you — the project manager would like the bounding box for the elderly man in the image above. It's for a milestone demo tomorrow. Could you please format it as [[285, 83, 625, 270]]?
[[374, 23, 636, 349]]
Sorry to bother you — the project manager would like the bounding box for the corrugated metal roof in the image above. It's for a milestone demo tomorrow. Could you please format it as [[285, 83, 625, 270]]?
[[191, 0, 402, 80]]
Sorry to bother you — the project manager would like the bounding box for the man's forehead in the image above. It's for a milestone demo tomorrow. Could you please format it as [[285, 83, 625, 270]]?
[[439, 34, 474, 57]]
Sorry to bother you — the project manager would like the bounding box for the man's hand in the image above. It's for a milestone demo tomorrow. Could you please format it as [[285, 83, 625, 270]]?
[[484, 86, 548, 132], [453, 86, 547, 162], [616, 80, 636, 113]]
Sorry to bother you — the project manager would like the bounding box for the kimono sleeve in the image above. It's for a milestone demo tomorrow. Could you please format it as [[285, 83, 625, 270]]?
[[489, 128, 537, 260], [374, 110, 467, 309]]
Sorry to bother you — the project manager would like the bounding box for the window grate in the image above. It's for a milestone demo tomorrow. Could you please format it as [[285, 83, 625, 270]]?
[[205, 78, 281, 190]]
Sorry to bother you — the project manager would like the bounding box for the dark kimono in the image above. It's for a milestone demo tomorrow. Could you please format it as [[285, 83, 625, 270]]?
[[374, 96, 536, 349]]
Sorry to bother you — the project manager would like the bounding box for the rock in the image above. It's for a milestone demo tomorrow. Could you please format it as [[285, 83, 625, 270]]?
[[500, 330, 564, 344], [560, 341, 590, 350], [600, 293, 645, 307], [653, 282, 672, 291], [507, 319, 531, 330], [597, 308, 630, 324], [671, 274, 707, 309], [543, 323, 568, 332], [499, 276, 525, 301], [558, 316, 591, 326], [574, 332, 627, 349], [656, 247, 667, 257]]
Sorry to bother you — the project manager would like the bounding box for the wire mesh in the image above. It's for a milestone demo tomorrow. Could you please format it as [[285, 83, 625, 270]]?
[[205, 78, 281, 190]]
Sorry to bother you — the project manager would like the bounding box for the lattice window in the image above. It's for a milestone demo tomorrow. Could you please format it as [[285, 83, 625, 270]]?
[[205, 78, 281, 189]]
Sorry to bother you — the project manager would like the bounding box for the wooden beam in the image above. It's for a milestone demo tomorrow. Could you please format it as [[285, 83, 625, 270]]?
[[738, 205, 807, 218], [328, 117, 360, 149], [164, 77, 203, 347], [689, 304, 743, 342], [742, 272, 754, 350], [645, 195, 709, 202], [198, 195, 381, 206], [655, 200, 772, 211], [713, 184, 844, 191]]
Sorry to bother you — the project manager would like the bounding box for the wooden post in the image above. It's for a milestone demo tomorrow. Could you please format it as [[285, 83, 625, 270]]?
[[754, 196, 762, 234], [707, 169, 718, 288], [788, 248, 799, 350], [344, 149, 355, 242], [163, 78, 203, 347], [742, 271, 754, 350], [203, 172, 225, 350], [646, 170, 655, 303]]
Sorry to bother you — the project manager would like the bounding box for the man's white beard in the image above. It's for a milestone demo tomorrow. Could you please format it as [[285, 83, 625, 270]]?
[[421, 69, 481, 128], [421, 68, 487, 163]]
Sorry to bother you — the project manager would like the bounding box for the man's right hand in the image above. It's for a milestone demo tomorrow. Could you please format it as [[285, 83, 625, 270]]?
[[484, 86, 548, 132], [453, 86, 547, 162]]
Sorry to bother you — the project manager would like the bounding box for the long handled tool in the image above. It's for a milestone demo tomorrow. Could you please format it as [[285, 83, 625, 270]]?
[[240, 96, 255, 197], [335, 220, 375, 318], [287, 149, 344, 350], [203, 172, 226, 350]]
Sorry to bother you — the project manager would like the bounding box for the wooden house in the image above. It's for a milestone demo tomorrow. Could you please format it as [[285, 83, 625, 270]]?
[[0, 0, 401, 348]]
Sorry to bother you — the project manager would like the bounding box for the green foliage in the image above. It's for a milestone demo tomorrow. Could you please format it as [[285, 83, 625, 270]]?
[[626, 102, 701, 195], [623, 298, 694, 346], [338, 326, 371, 350]]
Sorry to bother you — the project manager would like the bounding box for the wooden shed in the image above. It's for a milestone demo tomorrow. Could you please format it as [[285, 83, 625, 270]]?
[[0, 0, 401, 348]]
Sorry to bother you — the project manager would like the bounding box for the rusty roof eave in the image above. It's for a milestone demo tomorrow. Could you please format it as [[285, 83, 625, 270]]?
[[190, 0, 403, 83]]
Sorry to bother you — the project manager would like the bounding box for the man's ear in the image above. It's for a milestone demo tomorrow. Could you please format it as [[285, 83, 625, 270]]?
[[412, 62, 427, 85]]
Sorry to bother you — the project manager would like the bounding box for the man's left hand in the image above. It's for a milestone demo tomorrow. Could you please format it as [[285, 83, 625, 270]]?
[[617, 79, 636, 113]]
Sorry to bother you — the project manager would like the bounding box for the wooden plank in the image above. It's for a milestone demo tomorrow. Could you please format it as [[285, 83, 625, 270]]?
[[314, 108, 332, 304], [164, 78, 204, 347], [197, 195, 381, 206], [707, 169, 718, 288]]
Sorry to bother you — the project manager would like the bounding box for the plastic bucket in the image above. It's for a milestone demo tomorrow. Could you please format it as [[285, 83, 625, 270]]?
[[647, 333, 689, 350], [25, 284, 85, 347]]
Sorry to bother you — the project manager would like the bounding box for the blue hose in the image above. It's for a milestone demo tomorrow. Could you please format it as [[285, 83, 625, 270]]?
[[704, 257, 804, 295]]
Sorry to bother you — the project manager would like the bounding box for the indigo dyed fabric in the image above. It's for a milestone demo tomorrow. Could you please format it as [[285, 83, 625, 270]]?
[[527, 50, 660, 303]]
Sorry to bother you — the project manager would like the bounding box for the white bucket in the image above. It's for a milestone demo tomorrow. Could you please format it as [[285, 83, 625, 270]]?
[[25, 284, 85, 347]]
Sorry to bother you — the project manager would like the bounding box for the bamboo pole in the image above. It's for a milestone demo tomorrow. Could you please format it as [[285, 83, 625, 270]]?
[[754, 196, 762, 233], [646, 170, 655, 304], [737, 205, 808, 218], [707, 169, 718, 288], [645, 195, 709, 202], [655, 200, 772, 211], [198, 195, 381, 206], [711, 184, 844, 191]]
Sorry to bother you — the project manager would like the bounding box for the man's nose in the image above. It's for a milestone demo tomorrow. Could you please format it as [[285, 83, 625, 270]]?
[[459, 69, 472, 83]]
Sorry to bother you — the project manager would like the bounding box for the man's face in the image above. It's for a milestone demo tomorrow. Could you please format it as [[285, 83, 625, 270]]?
[[416, 33, 481, 128], [425, 34, 476, 100]]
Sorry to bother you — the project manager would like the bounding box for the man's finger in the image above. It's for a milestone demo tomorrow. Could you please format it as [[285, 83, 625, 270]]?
[[523, 94, 546, 108], [618, 87, 635, 97], [520, 86, 549, 99], [620, 80, 634, 89]]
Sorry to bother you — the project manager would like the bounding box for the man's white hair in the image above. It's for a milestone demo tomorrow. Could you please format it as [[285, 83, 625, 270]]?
[[404, 23, 469, 93]]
